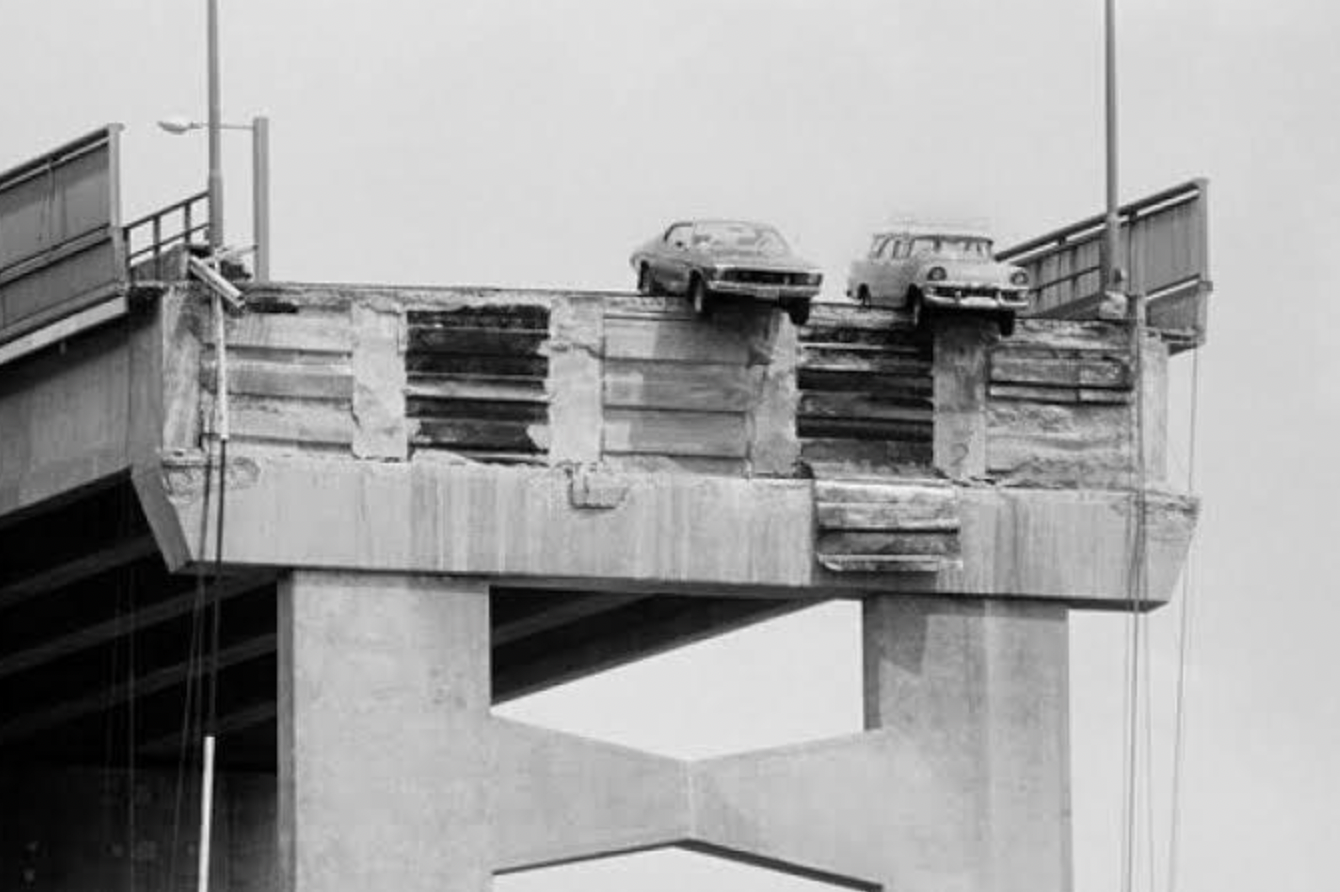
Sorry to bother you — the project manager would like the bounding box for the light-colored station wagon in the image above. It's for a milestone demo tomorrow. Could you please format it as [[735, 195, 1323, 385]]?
[[846, 227, 1031, 335]]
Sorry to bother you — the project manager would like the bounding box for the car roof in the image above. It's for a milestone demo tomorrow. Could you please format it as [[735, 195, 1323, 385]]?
[[870, 224, 994, 240], [670, 218, 777, 230]]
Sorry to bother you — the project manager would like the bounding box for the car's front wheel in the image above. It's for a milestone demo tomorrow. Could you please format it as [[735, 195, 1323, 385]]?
[[786, 300, 811, 326], [857, 285, 872, 308], [908, 289, 927, 332], [690, 276, 714, 319], [998, 313, 1016, 338]]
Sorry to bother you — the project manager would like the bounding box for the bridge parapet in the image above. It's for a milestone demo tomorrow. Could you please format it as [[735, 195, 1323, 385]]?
[[187, 284, 1166, 485]]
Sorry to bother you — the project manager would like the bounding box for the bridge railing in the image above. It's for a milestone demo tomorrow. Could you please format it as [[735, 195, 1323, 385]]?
[[0, 126, 128, 348], [998, 179, 1210, 350], [124, 191, 210, 281]]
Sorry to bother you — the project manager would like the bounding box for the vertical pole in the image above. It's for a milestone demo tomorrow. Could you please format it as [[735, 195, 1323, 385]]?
[[196, 734, 217, 892], [1104, 0, 1120, 290], [252, 115, 271, 281], [207, 0, 224, 251]]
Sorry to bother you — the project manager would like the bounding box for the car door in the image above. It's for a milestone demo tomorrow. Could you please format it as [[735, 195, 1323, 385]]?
[[887, 237, 920, 303], [870, 237, 903, 303], [659, 223, 695, 294]]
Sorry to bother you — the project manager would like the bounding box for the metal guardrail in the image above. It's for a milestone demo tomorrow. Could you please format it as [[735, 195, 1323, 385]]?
[[998, 179, 1210, 348], [0, 126, 222, 367], [124, 191, 210, 281], [0, 126, 127, 346]]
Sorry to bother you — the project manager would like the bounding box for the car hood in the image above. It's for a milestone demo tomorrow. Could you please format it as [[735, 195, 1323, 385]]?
[[708, 251, 820, 273], [916, 256, 1023, 286]]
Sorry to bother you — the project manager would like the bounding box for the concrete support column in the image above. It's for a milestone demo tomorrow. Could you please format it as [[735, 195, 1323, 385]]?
[[932, 319, 994, 480], [863, 595, 1072, 892], [278, 571, 491, 892]]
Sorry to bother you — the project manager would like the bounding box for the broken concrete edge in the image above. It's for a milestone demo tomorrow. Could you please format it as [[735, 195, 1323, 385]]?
[[132, 452, 1196, 610]]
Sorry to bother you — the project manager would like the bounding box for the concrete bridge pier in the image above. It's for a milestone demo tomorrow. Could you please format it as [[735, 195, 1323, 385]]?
[[277, 571, 492, 892], [863, 595, 1071, 892]]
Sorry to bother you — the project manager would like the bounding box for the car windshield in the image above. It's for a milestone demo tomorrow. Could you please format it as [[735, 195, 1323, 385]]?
[[909, 236, 992, 259], [692, 222, 790, 257]]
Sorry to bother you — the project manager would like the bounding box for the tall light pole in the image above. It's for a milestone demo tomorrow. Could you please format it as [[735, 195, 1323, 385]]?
[[158, 116, 271, 281], [1104, 0, 1121, 291], [207, 0, 223, 252], [251, 115, 270, 280]]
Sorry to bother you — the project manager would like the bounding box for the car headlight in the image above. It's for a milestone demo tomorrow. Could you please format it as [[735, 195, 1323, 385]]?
[[927, 267, 947, 282], [1010, 270, 1029, 286]]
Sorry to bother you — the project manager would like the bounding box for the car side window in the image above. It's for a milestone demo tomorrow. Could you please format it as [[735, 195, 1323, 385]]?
[[891, 239, 909, 260], [666, 224, 691, 248]]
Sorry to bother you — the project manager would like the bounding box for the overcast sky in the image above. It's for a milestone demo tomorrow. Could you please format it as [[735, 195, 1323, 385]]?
[[4, 1, 1339, 890]]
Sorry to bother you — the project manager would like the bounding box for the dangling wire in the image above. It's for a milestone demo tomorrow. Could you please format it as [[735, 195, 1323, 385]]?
[[1166, 347, 1202, 892], [170, 392, 216, 889], [195, 280, 232, 892], [1121, 295, 1151, 892], [169, 283, 232, 892]]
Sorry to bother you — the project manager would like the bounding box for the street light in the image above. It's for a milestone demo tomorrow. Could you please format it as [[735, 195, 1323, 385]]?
[[157, 115, 271, 281]]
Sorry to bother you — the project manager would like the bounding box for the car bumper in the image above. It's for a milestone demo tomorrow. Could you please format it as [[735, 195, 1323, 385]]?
[[709, 281, 820, 302], [923, 287, 1030, 312]]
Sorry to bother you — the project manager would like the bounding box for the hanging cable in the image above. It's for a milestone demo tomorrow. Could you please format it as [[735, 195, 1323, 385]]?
[[170, 443, 213, 890], [196, 278, 231, 892], [1166, 347, 1202, 892], [170, 342, 217, 889], [1121, 292, 1151, 892]]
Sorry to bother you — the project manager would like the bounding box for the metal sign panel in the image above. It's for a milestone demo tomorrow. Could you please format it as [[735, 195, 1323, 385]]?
[[0, 126, 127, 346], [998, 179, 1211, 349]]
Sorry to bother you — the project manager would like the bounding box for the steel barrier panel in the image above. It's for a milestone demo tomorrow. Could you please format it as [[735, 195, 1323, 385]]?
[[999, 179, 1210, 347], [0, 126, 126, 345]]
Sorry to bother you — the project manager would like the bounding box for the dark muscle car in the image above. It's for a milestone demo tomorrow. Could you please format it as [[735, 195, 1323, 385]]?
[[630, 219, 822, 325]]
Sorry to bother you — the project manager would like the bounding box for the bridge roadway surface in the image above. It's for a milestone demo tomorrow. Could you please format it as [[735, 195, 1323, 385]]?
[[0, 279, 1199, 892]]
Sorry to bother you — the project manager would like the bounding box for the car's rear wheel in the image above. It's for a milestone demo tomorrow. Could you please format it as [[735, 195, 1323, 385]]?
[[786, 300, 811, 326], [636, 263, 656, 295], [857, 285, 872, 308], [690, 276, 714, 319]]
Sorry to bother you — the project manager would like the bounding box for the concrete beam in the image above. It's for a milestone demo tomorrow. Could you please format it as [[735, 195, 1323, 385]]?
[[0, 534, 158, 611], [492, 593, 649, 646], [144, 455, 1195, 608], [137, 700, 277, 757], [493, 597, 809, 703], [0, 634, 274, 746], [0, 572, 264, 680], [492, 718, 691, 873]]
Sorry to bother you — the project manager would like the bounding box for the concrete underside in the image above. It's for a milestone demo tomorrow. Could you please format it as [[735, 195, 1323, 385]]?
[[1, 577, 1071, 892]]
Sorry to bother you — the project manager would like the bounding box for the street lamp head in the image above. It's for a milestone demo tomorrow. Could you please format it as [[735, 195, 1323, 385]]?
[[157, 116, 201, 135]]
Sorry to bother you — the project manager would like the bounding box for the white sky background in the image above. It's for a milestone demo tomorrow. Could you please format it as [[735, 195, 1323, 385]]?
[[4, 0, 1340, 889]]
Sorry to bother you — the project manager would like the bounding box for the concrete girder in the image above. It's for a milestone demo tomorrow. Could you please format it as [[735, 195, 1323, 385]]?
[[137, 454, 1196, 609]]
